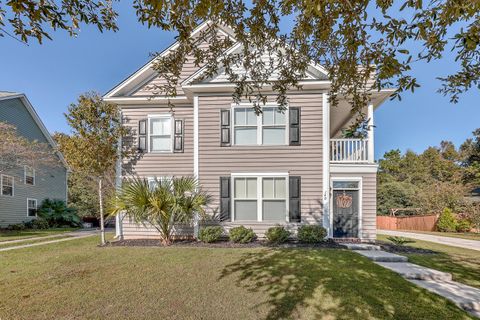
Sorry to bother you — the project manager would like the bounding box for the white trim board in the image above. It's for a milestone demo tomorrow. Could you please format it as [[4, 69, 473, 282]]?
[[330, 164, 379, 174]]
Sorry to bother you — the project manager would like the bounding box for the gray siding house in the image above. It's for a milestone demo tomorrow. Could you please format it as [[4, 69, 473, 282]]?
[[104, 22, 393, 241], [0, 92, 68, 227]]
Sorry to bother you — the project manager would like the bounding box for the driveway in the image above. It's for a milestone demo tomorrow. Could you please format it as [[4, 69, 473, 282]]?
[[378, 229, 480, 251]]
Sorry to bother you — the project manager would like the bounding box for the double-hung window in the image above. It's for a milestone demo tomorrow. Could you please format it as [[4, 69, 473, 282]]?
[[27, 198, 37, 217], [148, 116, 172, 152], [25, 166, 35, 185], [262, 177, 287, 220], [233, 105, 287, 145], [1, 175, 14, 196], [233, 175, 288, 222], [233, 178, 258, 220], [262, 107, 286, 145]]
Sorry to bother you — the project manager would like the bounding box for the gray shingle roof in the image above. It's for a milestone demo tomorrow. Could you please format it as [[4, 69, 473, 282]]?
[[0, 91, 20, 98]]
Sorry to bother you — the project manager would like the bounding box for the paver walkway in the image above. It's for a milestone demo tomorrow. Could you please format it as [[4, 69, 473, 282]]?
[[347, 244, 480, 318], [0, 230, 98, 252], [378, 229, 480, 251]]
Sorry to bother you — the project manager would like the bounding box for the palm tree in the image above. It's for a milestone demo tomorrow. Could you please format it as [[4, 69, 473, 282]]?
[[110, 177, 211, 245]]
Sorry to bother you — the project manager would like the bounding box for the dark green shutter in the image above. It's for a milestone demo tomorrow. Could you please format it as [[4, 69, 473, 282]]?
[[220, 109, 231, 146], [289, 107, 300, 146], [173, 119, 184, 153], [220, 177, 231, 221], [289, 176, 301, 222], [138, 119, 147, 152]]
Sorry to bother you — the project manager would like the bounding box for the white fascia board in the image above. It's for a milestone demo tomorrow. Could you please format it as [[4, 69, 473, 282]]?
[[330, 164, 379, 174], [182, 80, 331, 94], [103, 21, 236, 99], [103, 96, 191, 105]]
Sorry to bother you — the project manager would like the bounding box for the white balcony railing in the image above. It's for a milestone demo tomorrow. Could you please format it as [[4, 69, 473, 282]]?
[[330, 139, 370, 163]]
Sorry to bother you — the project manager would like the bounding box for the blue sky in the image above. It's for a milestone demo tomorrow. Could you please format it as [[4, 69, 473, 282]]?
[[1, 3, 479, 160]]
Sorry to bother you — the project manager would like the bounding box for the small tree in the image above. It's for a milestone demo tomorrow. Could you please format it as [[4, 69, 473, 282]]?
[[0, 121, 59, 174], [56, 92, 128, 245], [110, 177, 211, 245], [436, 208, 458, 232]]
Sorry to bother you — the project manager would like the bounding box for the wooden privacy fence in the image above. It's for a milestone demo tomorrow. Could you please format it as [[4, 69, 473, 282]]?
[[377, 214, 439, 231]]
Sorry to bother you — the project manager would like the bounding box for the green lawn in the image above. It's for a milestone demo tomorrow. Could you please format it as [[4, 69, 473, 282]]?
[[0, 228, 79, 242], [0, 236, 473, 320], [378, 234, 480, 289], [396, 230, 480, 241]]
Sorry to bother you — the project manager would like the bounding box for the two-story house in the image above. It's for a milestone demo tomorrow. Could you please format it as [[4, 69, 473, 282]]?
[[0, 92, 68, 227], [104, 22, 393, 241]]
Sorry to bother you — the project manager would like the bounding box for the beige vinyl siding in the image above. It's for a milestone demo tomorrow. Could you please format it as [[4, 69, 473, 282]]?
[[121, 105, 194, 177], [132, 30, 227, 97], [198, 93, 324, 231], [331, 172, 377, 240]]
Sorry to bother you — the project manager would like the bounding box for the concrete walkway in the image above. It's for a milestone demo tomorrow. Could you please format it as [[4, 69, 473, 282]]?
[[0, 229, 97, 245], [378, 229, 480, 251], [347, 244, 480, 318], [0, 230, 98, 252]]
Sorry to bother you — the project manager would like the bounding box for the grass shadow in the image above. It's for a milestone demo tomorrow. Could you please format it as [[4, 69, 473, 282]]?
[[220, 248, 473, 320]]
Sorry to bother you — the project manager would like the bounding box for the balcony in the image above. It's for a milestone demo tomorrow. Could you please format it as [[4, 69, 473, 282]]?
[[330, 139, 372, 163]]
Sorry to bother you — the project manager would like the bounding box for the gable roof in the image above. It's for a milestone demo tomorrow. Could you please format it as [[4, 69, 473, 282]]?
[[0, 92, 69, 170], [103, 21, 236, 100], [103, 21, 330, 102]]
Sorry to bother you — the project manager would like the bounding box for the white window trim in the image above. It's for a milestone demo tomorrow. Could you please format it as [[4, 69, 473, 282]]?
[[147, 176, 172, 188], [330, 177, 363, 239], [27, 198, 37, 217], [24, 165, 35, 186], [231, 103, 289, 146], [147, 114, 174, 153], [1, 174, 14, 197], [231, 172, 289, 222]]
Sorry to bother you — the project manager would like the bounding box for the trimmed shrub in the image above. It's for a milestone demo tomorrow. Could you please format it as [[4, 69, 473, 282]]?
[[297, 225, 327, 243], [6, 223, 26, 231], [229, 226, 256, 243], [456, 219, 472, 233], [198, 226, 223, 243], [24, 218, 50, 230], [436, 208, 458, 232], [265, 225, 291, 244]]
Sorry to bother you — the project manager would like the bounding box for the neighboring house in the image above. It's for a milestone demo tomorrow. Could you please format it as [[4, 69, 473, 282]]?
[[0, 92, 68, 227], [104, 22, 393, 241]]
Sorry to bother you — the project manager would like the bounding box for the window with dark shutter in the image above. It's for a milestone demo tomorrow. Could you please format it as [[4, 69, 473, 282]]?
[[219, 177, 231, 221], [289, 107, 301, 146], [138, 119, 147, 152], [220, 109, 231, 146], [289, 176, 301, 222], [173, 119, 184, 153]]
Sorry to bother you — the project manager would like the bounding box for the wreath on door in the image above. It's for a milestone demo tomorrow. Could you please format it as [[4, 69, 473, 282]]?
[[336, 191, 353, 208]]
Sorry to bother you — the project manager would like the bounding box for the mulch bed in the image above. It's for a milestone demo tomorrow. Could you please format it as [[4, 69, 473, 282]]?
[[106, 238, 344, 249], [377, 241, 437, 255]]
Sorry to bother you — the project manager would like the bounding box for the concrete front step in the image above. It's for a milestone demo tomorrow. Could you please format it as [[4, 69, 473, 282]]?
[[342, 243, 381, 251], [376, 262, 452, 281], [354, 250, 408, 262], [410, 279, 480, 316]]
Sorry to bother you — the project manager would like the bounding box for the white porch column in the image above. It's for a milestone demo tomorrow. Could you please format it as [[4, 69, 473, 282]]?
[[194, 95, 199, 179], [115, 111, 124, 239], [322, 93, 331, 237], [367, 103, 374, 163]]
